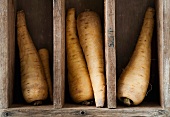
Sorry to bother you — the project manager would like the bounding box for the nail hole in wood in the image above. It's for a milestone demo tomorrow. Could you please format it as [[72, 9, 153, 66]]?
[[80, 111, 85, 115], [4, 112, 9, 116]]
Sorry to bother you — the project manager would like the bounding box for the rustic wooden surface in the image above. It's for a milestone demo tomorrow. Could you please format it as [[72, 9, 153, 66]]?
[[162, 0, 170, 108], [104, 0, 116, 108], [0, 0, 15, 109], [0, 0, 9, 109], [53, 0, 65, 108], [0, 104, 168, 117]]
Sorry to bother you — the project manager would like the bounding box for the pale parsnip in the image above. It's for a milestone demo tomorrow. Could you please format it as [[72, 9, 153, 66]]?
[[38, 48, 53, 102], [17, 10, 48, 105], [77, 10, 105, 107], [66, 8, 94, 103], [117, 7, 155, 106]]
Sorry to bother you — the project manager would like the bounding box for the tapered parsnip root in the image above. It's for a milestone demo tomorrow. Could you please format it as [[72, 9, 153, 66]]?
[[17, 10, 48, 105], [66, 8, 94, 103], [117, 7, 155, 106], [38, 48, 53, 102], [77, 10, 105, 107]]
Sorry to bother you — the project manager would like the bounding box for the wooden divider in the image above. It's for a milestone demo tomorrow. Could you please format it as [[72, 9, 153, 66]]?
[[53, 0, 65, 108], [104, 0, 116, 108]]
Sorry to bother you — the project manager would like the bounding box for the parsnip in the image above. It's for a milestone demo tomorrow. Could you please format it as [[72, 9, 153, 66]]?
[[77, 10, 105, 107], [66, 8, 94, 103], [38, 48, 53, 102], [117, 7, 155, 106], [17, 10, 48, 105]]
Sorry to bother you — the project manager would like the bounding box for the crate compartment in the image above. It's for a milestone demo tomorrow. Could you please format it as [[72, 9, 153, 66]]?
[[62, 0, 116, 108], [12, 0, 53, 107], [116, 0, 162, 108], [64, 0, 104, 105]]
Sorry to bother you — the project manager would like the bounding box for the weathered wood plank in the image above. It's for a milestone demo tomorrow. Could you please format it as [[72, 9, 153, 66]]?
[[163, 0, 170, 108], [53, 0, 65, 108], [0, 0, 15, 109], [0, 0, 8, 109], [104, 0, 116, 108], [0, 106, 167, 117]]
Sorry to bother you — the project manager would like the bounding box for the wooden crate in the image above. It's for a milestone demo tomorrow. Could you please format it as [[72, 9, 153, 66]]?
[[0, 0, 170, 116]]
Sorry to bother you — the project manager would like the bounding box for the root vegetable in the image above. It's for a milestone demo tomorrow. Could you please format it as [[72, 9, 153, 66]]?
[[117, 7, 155, 106], [38, 48, 53, 102], [66, 8, 94, 103], [77, 10, 105, 107], [17, 10, 48, 105]]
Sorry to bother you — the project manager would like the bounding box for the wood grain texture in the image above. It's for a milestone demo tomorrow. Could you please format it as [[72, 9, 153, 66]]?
[[0, 0, 15, 109], [0, 0, 8, 109], [163, 0, 170, 108], [0, 104, 167, 117], [53, 0, 65, 108], [104, 0, 116, 108]]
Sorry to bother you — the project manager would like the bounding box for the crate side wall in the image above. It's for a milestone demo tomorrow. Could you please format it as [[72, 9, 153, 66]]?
[[163, 0, 170, 108], [0, 0, 14, 109]]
